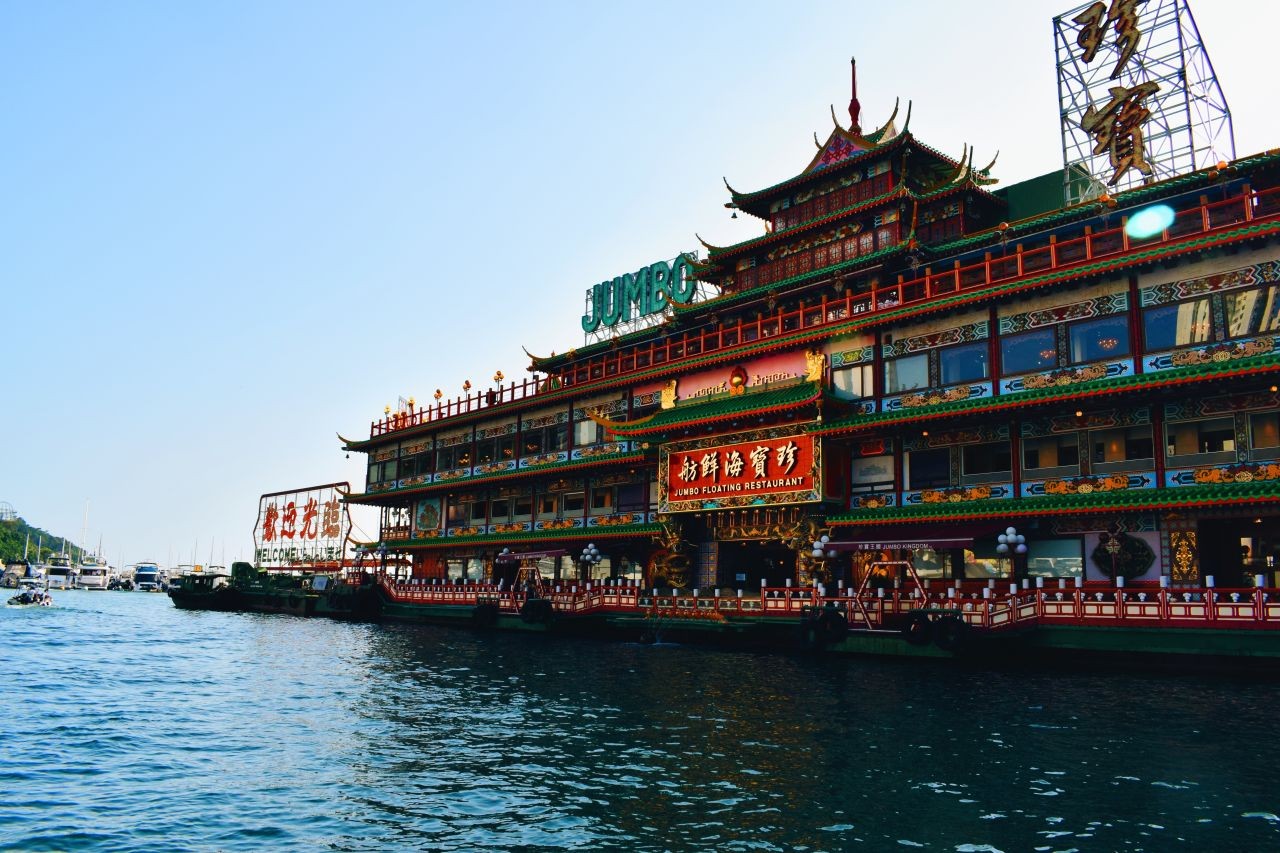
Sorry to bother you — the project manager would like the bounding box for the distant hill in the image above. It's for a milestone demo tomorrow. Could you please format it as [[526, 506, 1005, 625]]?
[[0, 517, 84, 564]]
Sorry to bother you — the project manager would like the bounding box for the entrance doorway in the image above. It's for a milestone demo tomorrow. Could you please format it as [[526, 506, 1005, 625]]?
[[716, 539, 796, 589]]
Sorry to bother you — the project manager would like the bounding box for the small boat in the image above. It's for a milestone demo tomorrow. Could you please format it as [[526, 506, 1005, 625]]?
[[7, 583, 54, 607], [44, 553, 76, 590]]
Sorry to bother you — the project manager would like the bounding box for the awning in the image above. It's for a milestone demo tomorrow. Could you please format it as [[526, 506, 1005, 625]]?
[[830, 537, 972, 552], [495, 549, 568, 563]]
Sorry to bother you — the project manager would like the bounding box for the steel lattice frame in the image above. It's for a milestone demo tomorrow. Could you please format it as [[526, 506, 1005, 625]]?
[[1054, 0, 1234, 205]]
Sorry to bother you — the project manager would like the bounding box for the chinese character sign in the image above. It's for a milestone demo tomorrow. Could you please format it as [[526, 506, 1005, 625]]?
[[255, 483, 350, 567], [660, 433, 821, 513]]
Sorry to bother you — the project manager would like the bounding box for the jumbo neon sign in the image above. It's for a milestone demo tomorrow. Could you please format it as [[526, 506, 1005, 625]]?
[[581, 254, 697, 334]]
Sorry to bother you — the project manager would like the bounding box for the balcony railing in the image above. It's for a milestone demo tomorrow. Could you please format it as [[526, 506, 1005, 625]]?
[[368, 184, 1280, 438]]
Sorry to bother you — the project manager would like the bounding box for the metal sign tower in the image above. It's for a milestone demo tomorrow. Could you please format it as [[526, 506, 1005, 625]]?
[[1054, 0, 1234, 205]]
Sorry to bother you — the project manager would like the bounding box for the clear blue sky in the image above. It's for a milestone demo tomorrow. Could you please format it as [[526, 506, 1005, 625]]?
[[4, 1, 1277, 567]]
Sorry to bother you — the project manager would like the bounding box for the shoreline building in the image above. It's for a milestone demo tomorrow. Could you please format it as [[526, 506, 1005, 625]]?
[[341, 60, 1280, 596]]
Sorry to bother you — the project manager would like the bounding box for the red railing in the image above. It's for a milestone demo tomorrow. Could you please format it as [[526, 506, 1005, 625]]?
[[375, 575, 1280, 633], [368, 184, 1280, 438]]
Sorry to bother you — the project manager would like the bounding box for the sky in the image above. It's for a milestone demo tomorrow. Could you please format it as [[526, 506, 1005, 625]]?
[[4, 0, 1279, 568]]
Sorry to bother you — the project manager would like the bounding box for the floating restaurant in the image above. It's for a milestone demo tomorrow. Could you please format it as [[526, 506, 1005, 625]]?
[[318, 2, 1280, 658]]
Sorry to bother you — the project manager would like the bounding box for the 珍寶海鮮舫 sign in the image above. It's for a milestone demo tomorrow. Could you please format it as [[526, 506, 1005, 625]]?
[[659, 431, 822, 513]]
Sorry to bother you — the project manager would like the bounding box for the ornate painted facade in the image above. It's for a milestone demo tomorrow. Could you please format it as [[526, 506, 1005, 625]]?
[[342, 68, 1280, 593]]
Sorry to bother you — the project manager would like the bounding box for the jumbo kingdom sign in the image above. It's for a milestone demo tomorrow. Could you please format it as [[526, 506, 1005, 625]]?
[[580, 254, 699, 340]]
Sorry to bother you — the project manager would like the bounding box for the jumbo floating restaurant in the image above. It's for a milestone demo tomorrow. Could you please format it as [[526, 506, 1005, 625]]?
[[325, 3, 1280, 658]]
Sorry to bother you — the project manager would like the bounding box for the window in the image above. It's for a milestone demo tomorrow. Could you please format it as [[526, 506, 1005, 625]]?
[[939, 342, 989, 385], [489, 498, 511, 521], [470, 501, 488, 522], [1090, 426, 1154, 468], [1069, 315, 1130, 364], [475, 435, 515, 465], [1142, 298, 1211, 351], [617, 482, 646, 511], [1224, 285, 1280, 338], [831, 363, 874, 399], [1166, 418, 1236, 459], [851, 454, 895, 493], [961, 441, 1012, 481], [436, 444, 470, 471], [522, 423, 570, 457], [537, 495, 558, 517], [885, 353, 928, 394], [1000, 328, 1057, 375], [1026, 538, 1084, 578], [1022, 435, 1081, 472], [1251, 412, 1280, 450], [446, 500, 470, 525], [590, 486, 614, 513], [905, 448, 950, 489], [513, 497, 533, 518], [574, 419, 605, 447], [563, 492, 586, 513]]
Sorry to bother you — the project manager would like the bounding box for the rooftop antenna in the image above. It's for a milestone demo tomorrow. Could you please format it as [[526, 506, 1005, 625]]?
[[848, 57, 861, 132]]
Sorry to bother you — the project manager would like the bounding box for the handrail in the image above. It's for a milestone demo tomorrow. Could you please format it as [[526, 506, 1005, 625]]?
[[374, 575, 1280, 631], [365, 184, 1280, 438]]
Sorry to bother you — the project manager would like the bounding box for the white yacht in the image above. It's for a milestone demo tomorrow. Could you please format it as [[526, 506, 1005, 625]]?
[[76, 555, 111, 590], [132, 562, 163, 592], [44, 553, 76, 590]]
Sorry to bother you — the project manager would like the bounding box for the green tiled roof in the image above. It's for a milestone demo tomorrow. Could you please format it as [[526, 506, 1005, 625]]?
[[607, 382, 823, 437], [383, 522, 662, 550], [814, 352, 1280, 436], [828, 481, 1280, 526], [680, 238, 911, 313], [927, 148, 1280, 257], [342, 450, 650, 505]]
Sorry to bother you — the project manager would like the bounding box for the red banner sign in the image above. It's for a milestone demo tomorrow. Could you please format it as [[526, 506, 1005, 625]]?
[[660, 432, 821, 512]]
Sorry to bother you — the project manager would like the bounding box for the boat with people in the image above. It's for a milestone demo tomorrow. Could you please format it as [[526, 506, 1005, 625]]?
[[7, 583, 54, 607], [75, 555, 111, 590], [43, 553, 76, 590]]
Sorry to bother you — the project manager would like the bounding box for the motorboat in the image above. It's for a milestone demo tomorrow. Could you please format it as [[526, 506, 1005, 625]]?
[[76, 554, 111, 590], [44, 553, 76, 590], [132, 562, 163, 592], [6, 583, 53, 607], [2, 560, 42, 589]]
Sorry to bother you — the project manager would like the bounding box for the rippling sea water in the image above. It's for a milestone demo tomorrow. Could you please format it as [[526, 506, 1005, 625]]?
[[3, 590, 1280, 851]]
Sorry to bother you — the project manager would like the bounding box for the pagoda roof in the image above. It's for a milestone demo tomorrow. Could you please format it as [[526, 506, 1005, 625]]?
[[696, 158, 1003, 268], [598, 381, 824, 439], [828, 481, 1280, 527]]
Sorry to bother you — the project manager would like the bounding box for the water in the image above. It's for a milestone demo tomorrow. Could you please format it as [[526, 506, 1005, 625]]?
[[3, 592, 1280, 852]]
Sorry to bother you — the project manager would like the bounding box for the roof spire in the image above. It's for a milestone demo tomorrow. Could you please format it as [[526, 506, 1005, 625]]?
[[848, 57, 861, 133]]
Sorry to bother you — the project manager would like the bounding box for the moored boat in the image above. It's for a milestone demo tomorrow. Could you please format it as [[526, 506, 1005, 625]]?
[[44, 554, 75, 590], [76, 555, 111, 590]]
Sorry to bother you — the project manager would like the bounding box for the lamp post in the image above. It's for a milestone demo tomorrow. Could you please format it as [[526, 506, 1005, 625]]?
[[579, 543, 602, 582], [996, 526, 1027, 583]]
